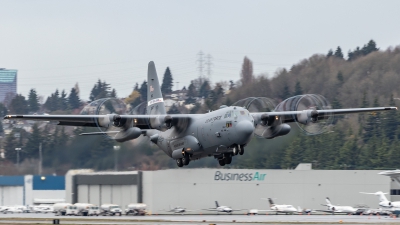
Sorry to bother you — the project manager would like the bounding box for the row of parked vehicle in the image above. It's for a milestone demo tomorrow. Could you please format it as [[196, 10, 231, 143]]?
[[0, 203, 146, 216], [52, 203, 147, 216]]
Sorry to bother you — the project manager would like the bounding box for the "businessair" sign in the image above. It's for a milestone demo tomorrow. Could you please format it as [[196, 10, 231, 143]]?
[[214, 171, 266, 182]]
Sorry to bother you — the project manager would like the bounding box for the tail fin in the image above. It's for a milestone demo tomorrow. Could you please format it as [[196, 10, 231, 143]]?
[[268, 198, 275, 207], [147, 61, 166, 115], [325, 197, 332, 206], [376, 191, 389, 202], [215, 201, 219, 208]]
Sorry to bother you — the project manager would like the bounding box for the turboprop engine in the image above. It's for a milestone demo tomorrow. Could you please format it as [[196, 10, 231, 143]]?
[[171, 135, 202, 159], [80, 98, 143, 142]]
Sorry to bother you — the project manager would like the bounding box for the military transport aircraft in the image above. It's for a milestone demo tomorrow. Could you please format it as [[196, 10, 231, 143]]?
[[4, 61, 397, 167]]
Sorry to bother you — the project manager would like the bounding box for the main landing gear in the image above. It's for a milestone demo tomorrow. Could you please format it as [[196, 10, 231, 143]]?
[[217, 144, 244, 166], [176, 154, 191, 167]]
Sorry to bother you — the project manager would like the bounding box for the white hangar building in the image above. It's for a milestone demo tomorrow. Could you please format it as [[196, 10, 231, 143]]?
[[66, 165, 392, 213]]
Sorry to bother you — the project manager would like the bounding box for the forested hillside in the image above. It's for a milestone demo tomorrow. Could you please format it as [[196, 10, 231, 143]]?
[[1, 41, 400, 174]]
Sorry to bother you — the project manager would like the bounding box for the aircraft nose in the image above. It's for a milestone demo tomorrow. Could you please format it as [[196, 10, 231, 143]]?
[[236, 120, 254, 140]]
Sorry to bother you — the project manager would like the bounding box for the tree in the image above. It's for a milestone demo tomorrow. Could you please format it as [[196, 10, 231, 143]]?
[[139, 81, 147, 102], [90, 80, 110, 101], [327, 49, 333, 57], [161, 67, 174, 96], [68, 87, 81, 109], [185, 81, 197, 104], [334, 46, 344, 59], [9, 94, 28, 114], [60, 90, 68, 111], [0, 103, 7, 117], [240, 57, 254, 85], [110, 88, 117, 98], [24, 123, 42, 159], [362, 40, 379, 55], [199, 80, 211, 98], [28, 89, 40, 112], [167, 104, 180, 114], [293, 81, 303, 96]]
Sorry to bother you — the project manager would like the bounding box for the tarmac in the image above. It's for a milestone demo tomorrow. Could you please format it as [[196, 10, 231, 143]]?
[[1, 213, 400, 225]]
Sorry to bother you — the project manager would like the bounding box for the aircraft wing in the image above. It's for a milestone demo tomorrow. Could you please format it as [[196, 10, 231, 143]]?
[[251, 107, 397, 124], [3, 114, 199, 130]]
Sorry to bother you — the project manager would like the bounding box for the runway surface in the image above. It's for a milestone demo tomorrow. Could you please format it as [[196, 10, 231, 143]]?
[[1, 213, 400, 224]]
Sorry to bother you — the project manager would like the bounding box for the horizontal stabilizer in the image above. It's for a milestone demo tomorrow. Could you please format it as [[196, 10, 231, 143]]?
[[79, 131, 120, 136]]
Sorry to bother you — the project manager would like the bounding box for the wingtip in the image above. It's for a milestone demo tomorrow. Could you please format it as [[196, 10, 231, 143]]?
[[148, 61, 155, 66]]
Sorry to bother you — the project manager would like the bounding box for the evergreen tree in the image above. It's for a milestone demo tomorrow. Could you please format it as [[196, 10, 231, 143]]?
[[110, 88, 117, 98], [362, 39, 379, 55], [0, 103, 7, 117], [68, 87, 81, 109], [337, 71, 344, 86], [90, 80, 110, 101], [24, 123, 43, 159], [4, 131, 18, 163], [185, 81, 197, 104], [199, 81, 211, 98], [281, 83, 291, 100], [229, 80, 235, 90], [139, 81, 147, 102], [327, 49, 333, 57], [161, 67, 174, 96], [240, 57, 254, 85], [60, 90, 68, 110], [9, 94, 28, 114], [334, 46, 344, 59], [28, 89, 40, 112], [293, 81, 303, 96]]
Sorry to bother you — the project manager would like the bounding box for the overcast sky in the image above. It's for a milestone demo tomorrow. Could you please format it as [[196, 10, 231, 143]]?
[[1, 0, 399, 101]]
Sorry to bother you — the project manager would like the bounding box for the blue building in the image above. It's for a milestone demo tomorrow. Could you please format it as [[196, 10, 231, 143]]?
[[0, 68, 17, 104], [0, 175, 65, 206]]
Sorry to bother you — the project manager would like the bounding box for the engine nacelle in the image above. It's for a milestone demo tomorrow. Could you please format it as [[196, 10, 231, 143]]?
[[257, 124, 291, 139], [114, 127, 142, 142], [297, 109, 319, 125], [170, 135, 202, 159], [379, 201, 392, 208]]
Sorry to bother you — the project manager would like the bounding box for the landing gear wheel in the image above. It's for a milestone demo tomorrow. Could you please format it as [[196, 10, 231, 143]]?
[[218, 159, 226, 166], [224, 155, 232, 164], [239, 145, 244, 155], [182, 155, 190, 166], [176, 158, 183, 167], [232, 145, 239, 155]]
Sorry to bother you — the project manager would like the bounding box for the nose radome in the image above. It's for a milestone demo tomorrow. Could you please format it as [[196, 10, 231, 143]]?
[[237, 120, 254, 137]]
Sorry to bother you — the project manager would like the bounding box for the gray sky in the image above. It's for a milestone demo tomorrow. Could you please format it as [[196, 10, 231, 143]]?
[[1, 0, 399, 101]]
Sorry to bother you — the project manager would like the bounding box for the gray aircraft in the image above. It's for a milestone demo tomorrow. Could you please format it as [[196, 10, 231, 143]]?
[[4, 62, 397, 167]]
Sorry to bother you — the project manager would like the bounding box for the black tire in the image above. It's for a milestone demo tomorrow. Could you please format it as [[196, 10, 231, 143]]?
[[224, 156, 232, 164], [182, 155, 190, 165], [176, 158, 183, 167], [239, 145, 244, 155], [218, 159, 226, 166]]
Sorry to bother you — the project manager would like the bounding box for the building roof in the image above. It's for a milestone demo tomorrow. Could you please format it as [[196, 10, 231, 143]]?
[[0, 69, 17, 83]]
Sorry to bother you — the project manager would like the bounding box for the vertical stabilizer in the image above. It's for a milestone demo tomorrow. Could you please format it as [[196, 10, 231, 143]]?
[[268, 198, 275, 207], [326, 197, 332, 206], [376, 192, 389, 203], [215, 201, 219, 208], [146, 61, 166, 115]]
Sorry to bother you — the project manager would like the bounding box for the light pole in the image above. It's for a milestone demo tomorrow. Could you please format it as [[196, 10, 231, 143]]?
[[15, 148, 21, 167], [113, 145, 120, 171]]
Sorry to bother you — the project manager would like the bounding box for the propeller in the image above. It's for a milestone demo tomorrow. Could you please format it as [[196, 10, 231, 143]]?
[[232, 97, 284, 138], [80, 98, 128, 139], [275, 94, 334, 135]]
